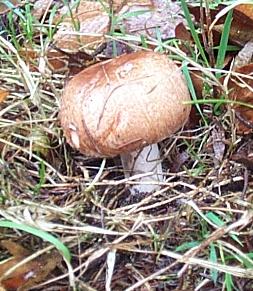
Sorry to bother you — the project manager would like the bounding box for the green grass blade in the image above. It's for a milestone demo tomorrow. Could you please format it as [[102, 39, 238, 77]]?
[[2, 0, 26, 21], [47, 4, 59, 40], [180, 0, 209, 66], [206, 212, 224, 227], [210, 243, 218, 284], [175, 241, 200, 252], [33, 160, 46, 195], [181, 61, 208, 125], [225, 273, 234, 291], [216, 9, 233, 78], [184, 98, 253, 109], [0, 220, 71, 262]]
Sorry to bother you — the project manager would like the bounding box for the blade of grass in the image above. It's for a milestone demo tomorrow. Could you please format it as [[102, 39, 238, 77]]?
[[6, 11, 20, 50], [47, 4, 58, 40], [0, 220, 71, 262], [184, 98, 253, 109], [23, 3, 34, 44], [181, 61, 208, 125], [176, 241, 200, 252], [180, 0, 209, 66], [216, 9, 233, 78], [33, 160, 46, 195], [2, 0, 26, 21], [225, 273, 234, 291], [210, 243, 218, 285]]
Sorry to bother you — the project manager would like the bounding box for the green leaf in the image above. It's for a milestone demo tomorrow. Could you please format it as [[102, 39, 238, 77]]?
[[0, 220, 71, 262]]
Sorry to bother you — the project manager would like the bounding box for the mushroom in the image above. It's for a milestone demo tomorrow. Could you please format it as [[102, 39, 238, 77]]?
[[60, 51, 191, 193]]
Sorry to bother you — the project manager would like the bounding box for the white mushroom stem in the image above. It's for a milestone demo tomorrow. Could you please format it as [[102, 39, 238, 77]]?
[[120, 144, 163, 194]]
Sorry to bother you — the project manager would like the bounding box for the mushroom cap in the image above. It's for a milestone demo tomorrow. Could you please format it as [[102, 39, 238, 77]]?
[[60, 51, 191, 157]]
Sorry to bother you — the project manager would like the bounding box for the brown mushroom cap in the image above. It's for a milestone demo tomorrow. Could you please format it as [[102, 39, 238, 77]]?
[[60, 51, 191, 157]]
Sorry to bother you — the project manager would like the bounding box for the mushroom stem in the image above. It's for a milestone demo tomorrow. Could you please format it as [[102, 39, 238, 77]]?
[[120, 144, 163, 194]]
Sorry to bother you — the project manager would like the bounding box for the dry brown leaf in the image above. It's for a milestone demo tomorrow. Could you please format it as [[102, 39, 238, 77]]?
[[214, 21, 253, 47], [19, 47, 69, 73], [32, 0, 54, 20], [189, 4, 253, 46], [19, 46, 99, 77], [53, 0, 184, 54], [235, 4, 253, 21], [228, 64, 253, 134], [234, 41, 253, 69], [118, 0, 183, 40], [231, 139, 253, 171], [0, 240, 62, 291], [112, 0, 152, 12], [0, 89, 9, 104], [53, 0, 110, 53], [175, 22, 192, 42]]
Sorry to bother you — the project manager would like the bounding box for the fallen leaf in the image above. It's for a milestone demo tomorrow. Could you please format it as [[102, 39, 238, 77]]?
[[234, 41, 253, 69], [235, 4, 253, 22], [118, 0, 183, 40], [53, 0, 185, 54], [53, 0, 110, 53], [19, 47, 69, 73], [190, 70, 204, 98], [0, 240, 62, 291], [231, 139, 253, 171], [175, 22, 192, 42], [112, 0, 152, 12], [189, 4, 253, 46], [0, 89, 9, 103], [32, 0, 55, 20], [228, 63, 253, 134]]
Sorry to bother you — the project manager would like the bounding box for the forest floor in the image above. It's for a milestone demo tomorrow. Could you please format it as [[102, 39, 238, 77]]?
[[0, 1, 253, 290]]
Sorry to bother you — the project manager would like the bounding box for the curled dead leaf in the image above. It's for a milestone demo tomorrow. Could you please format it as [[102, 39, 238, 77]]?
[[0, 240, 62, 291]]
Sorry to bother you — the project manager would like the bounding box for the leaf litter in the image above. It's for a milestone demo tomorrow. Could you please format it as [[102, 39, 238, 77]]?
[[0, 0, 253, 290]]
